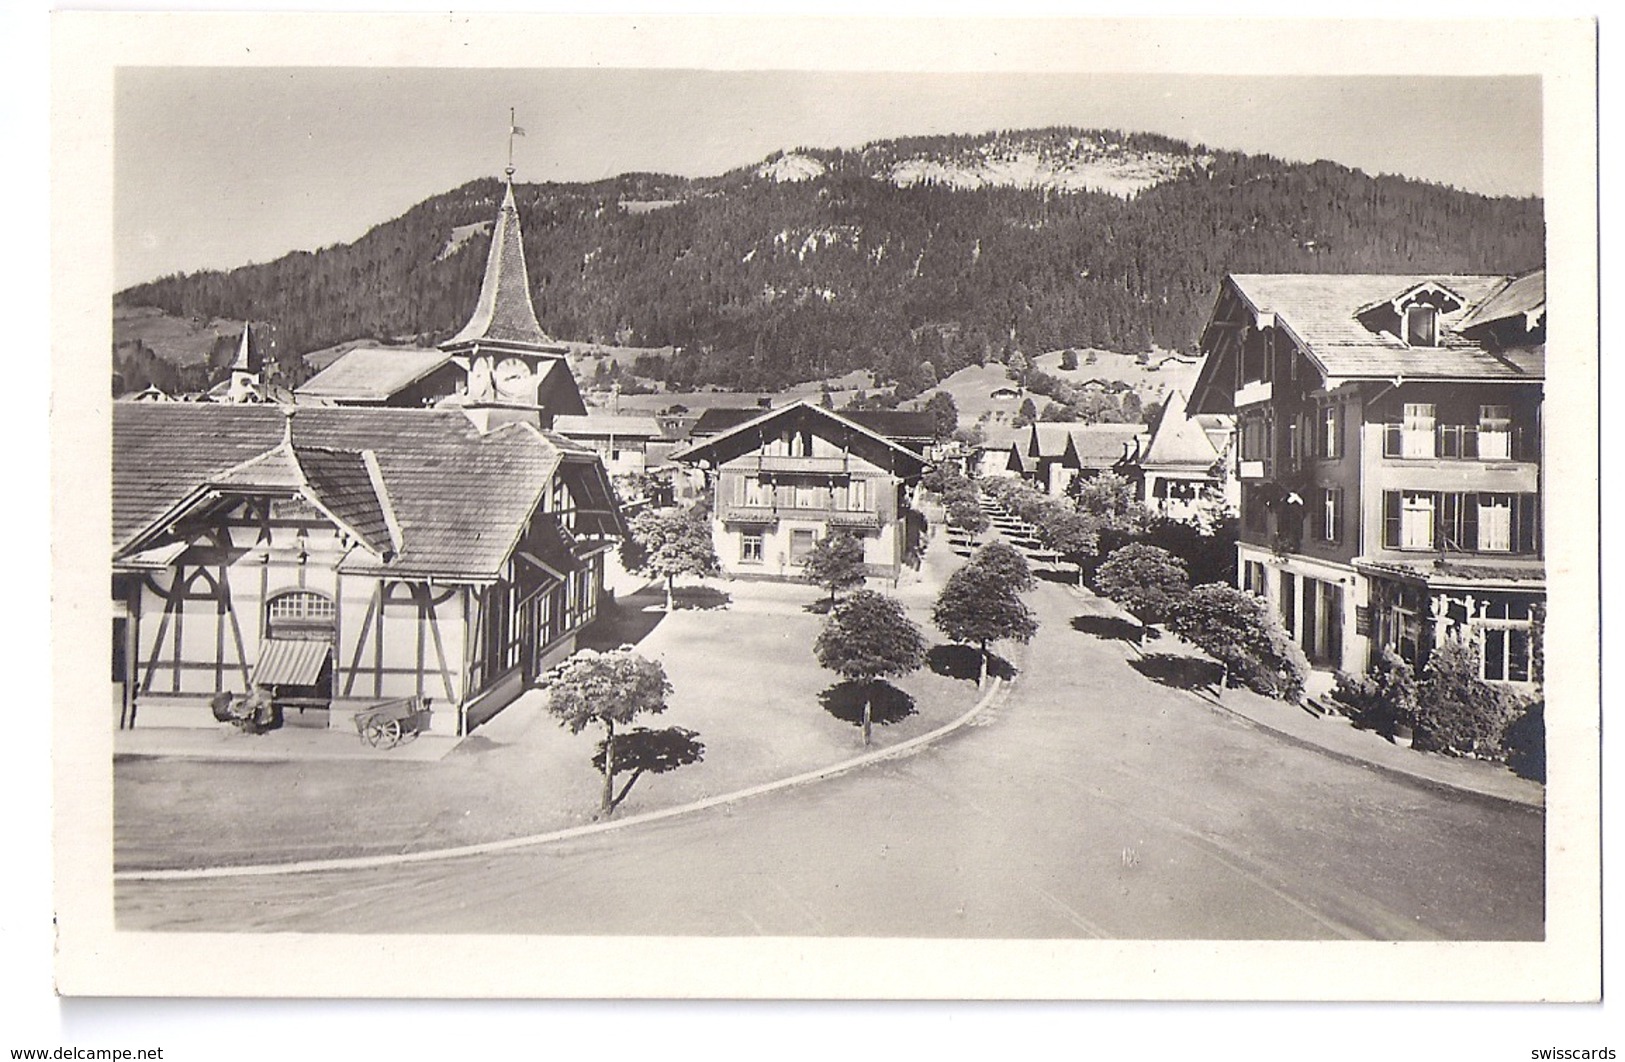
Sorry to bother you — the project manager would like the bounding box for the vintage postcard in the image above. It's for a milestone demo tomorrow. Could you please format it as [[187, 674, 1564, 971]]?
[[48, 12, 1599, 1005]]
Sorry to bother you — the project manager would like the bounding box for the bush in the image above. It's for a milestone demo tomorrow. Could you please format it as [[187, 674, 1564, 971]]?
[[1167, 584, 1308, 702], [1413, 636, 1520, 758], [1331, 646, 1418, 738], [1504, 699, 1545, 782]]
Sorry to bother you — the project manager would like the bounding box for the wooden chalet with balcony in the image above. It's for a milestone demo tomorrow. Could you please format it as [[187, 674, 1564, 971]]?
[[671, 400, 926, 580], [1189, 270, 1545, 685]]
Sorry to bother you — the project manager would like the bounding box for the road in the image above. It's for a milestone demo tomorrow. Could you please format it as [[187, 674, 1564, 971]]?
[[116, 576, 1544, 939]]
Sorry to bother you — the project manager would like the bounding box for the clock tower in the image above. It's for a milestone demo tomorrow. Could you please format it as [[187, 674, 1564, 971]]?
[[440, 167, 586, 431]]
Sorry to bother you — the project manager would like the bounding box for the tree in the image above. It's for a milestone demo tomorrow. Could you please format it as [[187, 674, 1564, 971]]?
[[1093, 543, 1190, 635], [923, 390, 959, 440], [1059, 348, 1079, 371], [968, 540, 1034, 593], [800, 529, 868, 604], [945, 496, 990, 542], [1414, 636, 1519, 757], [932, 561, 1039, 687], [1069, 470, 1150, 539], [1035, 506, 1099, 585], [619, 503, 721, 612], [1012, 396, 1039, 428], [814, 591, 927, 745], [1166, 584, 1307, 702], [546, 648, 695, 816]]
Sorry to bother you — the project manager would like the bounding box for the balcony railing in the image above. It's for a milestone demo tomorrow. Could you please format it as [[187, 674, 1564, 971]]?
[[1235, 379, 1273, 408], [719, 503, 881, 529], [754, 454, 851, 474]]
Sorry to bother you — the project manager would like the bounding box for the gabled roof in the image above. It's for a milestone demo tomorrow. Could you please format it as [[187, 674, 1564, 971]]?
[[689, 407, 765, 437], [1026, 423, 1074, 458], [294, 445, 401, 558], [1061, 423, 1147, 469], [1139, 390, 1222, 470], [1457, 269, 1546, 331], [669, 399, 925, 468], [445, 180, 555, 349], [111, 404, 609, 581], [847, 409, 935, 442], [1217, 273, 1543, 381], [553, 413, 664, 440], [296, 348, 454, 402]]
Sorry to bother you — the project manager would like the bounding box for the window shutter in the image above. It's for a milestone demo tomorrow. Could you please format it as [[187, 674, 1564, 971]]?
[[1463, 493, 1479, 552], [1333, 488, 1344, 542], [1383, 491, 1401, 549]]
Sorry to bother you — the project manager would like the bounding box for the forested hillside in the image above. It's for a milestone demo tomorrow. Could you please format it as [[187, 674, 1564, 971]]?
[[116, 128, 1544, 395]]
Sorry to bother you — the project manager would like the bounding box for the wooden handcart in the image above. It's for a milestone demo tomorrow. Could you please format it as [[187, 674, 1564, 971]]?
[[352, 696, 432, 749]]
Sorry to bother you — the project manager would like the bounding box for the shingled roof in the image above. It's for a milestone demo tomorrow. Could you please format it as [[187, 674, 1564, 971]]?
[[112, 404, 602, 581], [446, 180, 555, 348], [296, 348, 454, 402], [1139, 390, 1223, 470], [1219, 273, 1544, 380]]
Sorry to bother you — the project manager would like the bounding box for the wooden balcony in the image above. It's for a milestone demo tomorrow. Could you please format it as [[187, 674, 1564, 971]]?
[[755, 454, 850, 474], [719, 504, 882, 529]]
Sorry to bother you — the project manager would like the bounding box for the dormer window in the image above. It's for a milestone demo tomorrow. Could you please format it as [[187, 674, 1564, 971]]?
[[1404, 305, 1439, 347]]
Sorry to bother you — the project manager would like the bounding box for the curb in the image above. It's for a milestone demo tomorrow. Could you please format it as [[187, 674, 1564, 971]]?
[[1178, 685, 1544, 812], [116, 675, 1012, 882]]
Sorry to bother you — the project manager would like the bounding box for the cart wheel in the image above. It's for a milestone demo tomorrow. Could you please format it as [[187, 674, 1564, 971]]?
[[376, 718, 403, 749], [362, 719, 388, 747], [397, 726, 420, 746]]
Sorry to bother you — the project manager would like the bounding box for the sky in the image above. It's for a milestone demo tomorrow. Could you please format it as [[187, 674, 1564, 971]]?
[[114, 67, 1543, 290]]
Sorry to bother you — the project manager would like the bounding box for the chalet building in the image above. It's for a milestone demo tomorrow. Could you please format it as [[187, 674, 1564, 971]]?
[[295, 178, 587, 430], [1128, 389, 1238, 523], [552, 413, 665, 478], [111, 404, 623, 734], [1009, 422, 1145, 496], [671, 400, 926, 580], [1188, 270, 1544, 684]]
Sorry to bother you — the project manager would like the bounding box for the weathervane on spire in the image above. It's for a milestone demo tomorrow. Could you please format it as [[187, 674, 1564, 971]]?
[[507, 107, 525, 179]]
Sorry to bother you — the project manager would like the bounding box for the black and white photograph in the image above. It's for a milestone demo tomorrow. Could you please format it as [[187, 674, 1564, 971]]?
[[30, 6, 1604, 1047]]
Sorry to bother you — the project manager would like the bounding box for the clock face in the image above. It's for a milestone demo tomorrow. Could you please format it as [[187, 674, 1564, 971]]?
[[494, 357, 533, 402]]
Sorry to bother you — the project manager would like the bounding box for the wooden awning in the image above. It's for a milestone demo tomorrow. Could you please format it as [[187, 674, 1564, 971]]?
[[253, 638, 330, 687]]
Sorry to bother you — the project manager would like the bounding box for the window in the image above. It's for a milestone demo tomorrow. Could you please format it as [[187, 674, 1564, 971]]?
[[790, 529, 816, 562], [1478, 405, 1512, 460], [1384, 491, 1436, 550], [1390, 606, 1422, 666], [743, 476, 770, 507], [1402, 403, 1435, 458], [1320, 488, 1343, 543], [1479, 600, 1533, 682], [1477, 493, 1513, 552], [848, 478, 867, 512], [1244, 560, 1266, 595], [740, 533, 764, 564], [267, 591, 335, 623], [1320, 403, 1341, 460], [1287, 417, 1301, 469], [1404, 305, 1439, 346], [794, 481, 820, 509]]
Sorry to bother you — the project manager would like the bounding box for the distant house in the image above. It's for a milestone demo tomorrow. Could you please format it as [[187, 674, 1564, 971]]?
[[1128, 388, 1238, 522], [553, 413, 665, 478], [296, 347, 464, 408], [1010, 422, 1144, 496], [111, 404, 624, 735], [989, 385, 1022, 400], [672, 400, 926, 580]]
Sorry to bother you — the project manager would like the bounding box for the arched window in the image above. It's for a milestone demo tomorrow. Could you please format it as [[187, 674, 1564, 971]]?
[[266, 590, 336, 640]]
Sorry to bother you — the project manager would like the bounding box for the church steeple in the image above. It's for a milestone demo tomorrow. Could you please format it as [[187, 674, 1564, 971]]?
[[445, 178, 556, 349], [439, 114, 585, 430]]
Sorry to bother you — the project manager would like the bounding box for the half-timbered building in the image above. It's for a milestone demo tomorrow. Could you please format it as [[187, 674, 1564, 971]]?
[[111, 403, 623, 734]]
